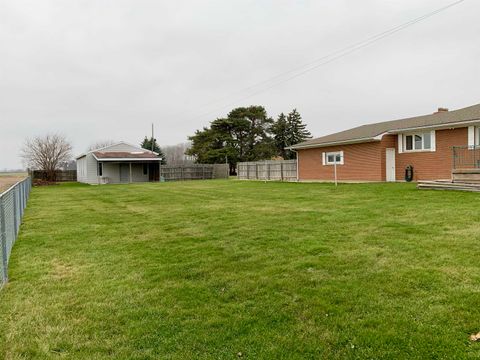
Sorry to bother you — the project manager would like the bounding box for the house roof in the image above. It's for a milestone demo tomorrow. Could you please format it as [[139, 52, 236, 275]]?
[[76, 141, 159, 159], [93, 151, 160, 160], [290, 103, 480, 149]]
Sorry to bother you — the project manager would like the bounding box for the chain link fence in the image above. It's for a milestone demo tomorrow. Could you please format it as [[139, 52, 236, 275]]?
[[0, 177, 31, 286]]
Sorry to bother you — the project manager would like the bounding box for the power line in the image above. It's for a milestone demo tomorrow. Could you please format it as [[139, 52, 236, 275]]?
[[180, 0, 467, 121]]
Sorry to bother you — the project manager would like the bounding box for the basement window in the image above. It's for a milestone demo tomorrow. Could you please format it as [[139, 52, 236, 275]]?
[[404, 132, 432, 151]]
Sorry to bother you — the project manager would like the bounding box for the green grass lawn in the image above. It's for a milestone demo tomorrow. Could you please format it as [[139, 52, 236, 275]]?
[[1, 180, 480, 359]]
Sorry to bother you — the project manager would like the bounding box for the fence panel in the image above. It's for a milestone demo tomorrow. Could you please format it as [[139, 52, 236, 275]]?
[[160, 164, 228, 181], [0, 178, 31, 287], [31, 170, 77, 182], [237, 160, 297, 181]]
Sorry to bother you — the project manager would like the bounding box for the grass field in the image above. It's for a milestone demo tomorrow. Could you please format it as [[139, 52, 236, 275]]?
[[1, 180, 480, 359]]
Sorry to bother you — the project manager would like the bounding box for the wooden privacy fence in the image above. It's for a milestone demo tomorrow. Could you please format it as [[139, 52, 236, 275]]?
[[237, 160, 297, 181], [30, 165, 229, 183], [160, 164, 229, 181], [30, 170, 77, 182]]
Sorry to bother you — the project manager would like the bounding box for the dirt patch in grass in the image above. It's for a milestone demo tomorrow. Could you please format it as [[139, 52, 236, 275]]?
[[0, 176, 25, 193]]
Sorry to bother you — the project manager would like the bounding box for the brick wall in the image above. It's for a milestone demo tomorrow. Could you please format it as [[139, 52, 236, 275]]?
[[297, 127, 468, 181], [395, 127, 467, 181], [298, 141, 384, 181]]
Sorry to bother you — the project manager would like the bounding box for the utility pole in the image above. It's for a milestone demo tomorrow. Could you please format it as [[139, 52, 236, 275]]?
[[151, 123, 154, 152]]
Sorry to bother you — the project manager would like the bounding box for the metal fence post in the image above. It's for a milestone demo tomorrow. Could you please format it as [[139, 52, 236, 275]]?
[[0, 196, 8, 283], [23, 180, 27, 209], [20, 182, 24, 216], [13, 185, 18, 236]]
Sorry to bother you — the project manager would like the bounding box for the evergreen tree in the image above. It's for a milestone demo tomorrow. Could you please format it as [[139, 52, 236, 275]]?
[[271, 113, 289, 159], [226, 106, 275, 161], [271, 109, 312, 159], [286, 109, 311, 146], [187, 106, 276, 174], [140, 136, 166, 164]]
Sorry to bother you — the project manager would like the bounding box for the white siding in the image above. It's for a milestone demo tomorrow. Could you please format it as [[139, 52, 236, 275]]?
[[93, 162, 149, 184], [468, 126, 475, 147], [102, 162, 121, 183], [85, 153, 99, 184], [397, 134, 403, 154], [76, 157, 87, 183], [76, 153, 100, 184], [131, 163, 149, 182], [76, 156, 95, 184], [76, 155, 97, 184]]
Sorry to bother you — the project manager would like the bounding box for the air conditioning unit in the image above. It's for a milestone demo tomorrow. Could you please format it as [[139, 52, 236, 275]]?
[[99, 176, 110, 184]]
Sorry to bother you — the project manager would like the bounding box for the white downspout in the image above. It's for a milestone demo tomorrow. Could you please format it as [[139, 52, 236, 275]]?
[[291, 149, 299, 182]]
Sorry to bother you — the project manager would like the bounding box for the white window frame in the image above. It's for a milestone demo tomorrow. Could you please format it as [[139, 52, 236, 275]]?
[[476, 126, 480, 146], [402, 131, 435, 152], [323, 151, 344, 165]]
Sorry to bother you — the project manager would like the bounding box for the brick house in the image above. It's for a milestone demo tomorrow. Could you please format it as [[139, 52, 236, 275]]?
[[289, 104, 480, 182]]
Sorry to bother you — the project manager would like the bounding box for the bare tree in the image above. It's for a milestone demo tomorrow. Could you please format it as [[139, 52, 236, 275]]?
[[87, 140, 116, 151], [21, 134, 72, 181], [163, 142, 194, 165]]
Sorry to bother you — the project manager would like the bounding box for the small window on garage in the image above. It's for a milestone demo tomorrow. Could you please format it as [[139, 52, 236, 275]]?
[[143, 164, 148, 175], [324, 151, 344, 165]]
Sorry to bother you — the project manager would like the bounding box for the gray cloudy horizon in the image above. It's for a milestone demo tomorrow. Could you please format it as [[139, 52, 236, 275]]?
[[1, 0, 479, 169]]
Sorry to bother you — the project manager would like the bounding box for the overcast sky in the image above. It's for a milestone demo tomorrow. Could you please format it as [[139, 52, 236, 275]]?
[[1, 0, 479, 169]]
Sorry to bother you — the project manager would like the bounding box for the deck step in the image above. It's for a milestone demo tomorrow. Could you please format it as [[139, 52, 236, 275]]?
[[417, 180, 480, 192], [452, 169, 480, 184]]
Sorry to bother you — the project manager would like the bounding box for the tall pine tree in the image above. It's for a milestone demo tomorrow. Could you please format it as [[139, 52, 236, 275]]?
[[271, 109, 312, 159], [187, 106, 276, 174], [286, 109, 311, 159], [141, 136, 166, 164], [271, 113, 289, 159], [286, 109, 311, 145]]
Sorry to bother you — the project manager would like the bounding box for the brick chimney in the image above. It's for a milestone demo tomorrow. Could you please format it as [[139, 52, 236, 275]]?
[[435, 107, 449, 114]]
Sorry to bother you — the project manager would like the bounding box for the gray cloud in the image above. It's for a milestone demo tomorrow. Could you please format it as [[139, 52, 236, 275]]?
[[1, 0, 478, 169]]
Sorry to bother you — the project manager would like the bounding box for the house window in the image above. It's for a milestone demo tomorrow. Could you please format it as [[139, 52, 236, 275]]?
[[98, 162, 103, 176], [404, 132, 432, 151], [143, 164, 148, 175], [324, 151, 344, 165]]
